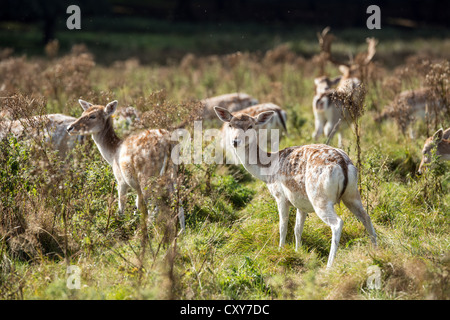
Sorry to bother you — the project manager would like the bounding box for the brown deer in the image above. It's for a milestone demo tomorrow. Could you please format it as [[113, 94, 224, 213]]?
[[418, 128, 450, 174], [376, 87, 446, 138], [67, 100, 185, 231], [215, 106, 377, 268]]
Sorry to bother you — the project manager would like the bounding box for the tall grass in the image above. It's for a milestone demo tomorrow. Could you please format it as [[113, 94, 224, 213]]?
[[0, 38, 448, 300]]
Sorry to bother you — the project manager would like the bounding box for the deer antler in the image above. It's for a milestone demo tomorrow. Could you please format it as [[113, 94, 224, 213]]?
[[317, 27, 351, 68], [363, 37, 378, 65]]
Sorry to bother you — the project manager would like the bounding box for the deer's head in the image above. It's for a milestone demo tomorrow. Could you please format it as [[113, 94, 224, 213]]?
[[67, 100, 118, 135], [418, 128, 444, 174], [214, 106, 274, 148]]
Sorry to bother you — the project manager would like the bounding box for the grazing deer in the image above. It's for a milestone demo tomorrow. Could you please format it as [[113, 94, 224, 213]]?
[[201, 92, 258, 120], [67, 100, 185, 231], [0, 113, 83, 158], [418, 128, 450, 175], [375, 87, 445, 138], [214, 106, 377, 268], [312, 28, 375, 146], [220, 103, 288, 164]]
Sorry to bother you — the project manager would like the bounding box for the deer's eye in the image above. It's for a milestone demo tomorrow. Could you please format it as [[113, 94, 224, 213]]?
[[89, 115, 96, 120]]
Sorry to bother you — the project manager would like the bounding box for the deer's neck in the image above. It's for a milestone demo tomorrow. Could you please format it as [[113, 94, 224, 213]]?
[[92, 118, 122, 165], [437, 140, 450, 160], [233, 142, 278, 183]]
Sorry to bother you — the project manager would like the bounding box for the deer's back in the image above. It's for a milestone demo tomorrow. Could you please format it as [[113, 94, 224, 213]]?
[[118, 129, 173, 190], [269, 144, 353, 211]]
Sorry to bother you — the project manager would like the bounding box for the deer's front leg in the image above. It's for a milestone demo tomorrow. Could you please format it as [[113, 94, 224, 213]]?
[[294, 209, 307, 251], [312, 111, 325, 141], [276, 198, 290, 248], [117, 182, 129, 216]]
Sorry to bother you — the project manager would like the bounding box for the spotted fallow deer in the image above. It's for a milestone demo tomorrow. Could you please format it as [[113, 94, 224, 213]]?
[[0, 113, 83, 158], [375, 87, 446, 138], [220, 103, 288, 164], [418, 128, 450, 175], [214, 106, 377, 268], [201, 92, 258, 120], [67, 100, 185, 231]]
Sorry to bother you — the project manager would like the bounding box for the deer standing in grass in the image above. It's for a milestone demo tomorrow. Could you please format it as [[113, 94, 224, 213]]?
[[313, 27, 376, 146], [215, 106, 377, 268], [67, 100, 185, 231], [418, 128, 450, 175], [375, 88, 446, 139], [0, 113, 83, 158]]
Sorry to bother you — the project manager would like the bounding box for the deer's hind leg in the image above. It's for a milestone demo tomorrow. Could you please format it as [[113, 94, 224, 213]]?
[[312, 201, 343, 269], [341, 166, 377, 246], [341, 193, 377, 246]]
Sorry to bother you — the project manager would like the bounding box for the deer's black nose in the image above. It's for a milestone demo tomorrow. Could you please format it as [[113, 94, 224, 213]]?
[[232, 139, 239, 147]]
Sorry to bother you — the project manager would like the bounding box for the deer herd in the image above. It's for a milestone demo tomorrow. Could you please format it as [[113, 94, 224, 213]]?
[[1, 28, 448, 268]]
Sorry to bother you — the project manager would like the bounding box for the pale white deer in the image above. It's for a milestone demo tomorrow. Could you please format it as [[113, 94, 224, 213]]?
[[418, 127, 450, 174], [201, 92, 258, 120], [0, 113, 83, 158], [220, 103, 288, 164], [313, 28, 376, 146], [214, 106, 377, 268], [66, 100, 185, 231]]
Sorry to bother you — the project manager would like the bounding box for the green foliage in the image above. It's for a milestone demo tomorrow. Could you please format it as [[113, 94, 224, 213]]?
[[213, 175, 255, 209], [218, 256, 271, 299], [0, 34, 449, 300]]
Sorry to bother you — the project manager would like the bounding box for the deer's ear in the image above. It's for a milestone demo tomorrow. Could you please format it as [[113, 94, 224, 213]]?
[[105, 100, 118, 118], [329, 75, 342, 86], [78, 99, 93, 111], [256, 111, 274, 126], [339, 65, 350, 76], [214, 106, 233, 123], [314, 77, 325, 86], [433, 128, 444, 143]]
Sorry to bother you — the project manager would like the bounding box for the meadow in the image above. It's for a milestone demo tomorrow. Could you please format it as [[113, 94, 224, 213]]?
[[0, 23, 449, 300]]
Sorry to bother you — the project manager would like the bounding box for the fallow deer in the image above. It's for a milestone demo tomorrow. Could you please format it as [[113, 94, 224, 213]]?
[[376, 87, 446, 138], [312, 75, 364, 147], [66, 100, 185, 231], [313, 28, 376, 146], [220, 103, 288, 164], [0, 113, 83, 158], [201, 92, 258, 120], [418, 128, 450, 174], [214, 106, 377, 268]]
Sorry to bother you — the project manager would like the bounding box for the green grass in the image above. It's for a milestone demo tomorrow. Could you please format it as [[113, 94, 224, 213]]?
[[0, 24, 449, 300]]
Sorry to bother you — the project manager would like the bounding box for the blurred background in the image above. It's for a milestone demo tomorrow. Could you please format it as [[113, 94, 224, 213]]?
[[0, 0, 449, 65]]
